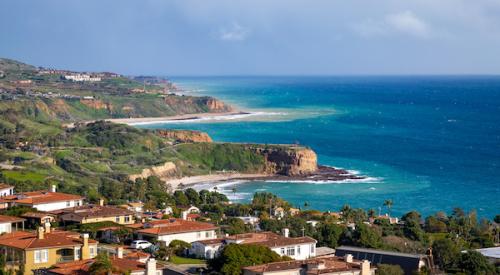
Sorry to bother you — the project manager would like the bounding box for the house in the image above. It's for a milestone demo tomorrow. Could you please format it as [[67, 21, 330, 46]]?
[[178, 205, 200, 220], [289, 207, 301, 216], [0, 224, 98, 275], [119, 202, 144, 213], [0, 215, 25, 234], [21, 212, 56, 228], [242, 255, 375, 275], [45, 248, 166, 275], [59, 204, 135, 225], [64, 74, 101, 82], [0, 183, 14, 197], [274, 207, 286, 219], [237, 216, 260, 226], [136, 218, 218, 246], [191, 230, 317, 260], [0, 185, 84, 212], [473, 247, 500, 265], [335, 246, 433, 275]]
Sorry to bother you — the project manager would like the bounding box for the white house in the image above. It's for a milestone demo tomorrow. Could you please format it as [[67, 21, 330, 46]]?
[[136, 218, 218, 246], [191, 230, 317, 260], [64, 74, 101, 82], [0, 215, 25, 234], [179, 205, 200, 220], [0, 185, 84, 212], [0, 184, 14, 197]]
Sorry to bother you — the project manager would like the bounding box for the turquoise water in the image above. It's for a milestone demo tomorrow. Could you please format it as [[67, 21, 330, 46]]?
[[142, 76, 500, 218]]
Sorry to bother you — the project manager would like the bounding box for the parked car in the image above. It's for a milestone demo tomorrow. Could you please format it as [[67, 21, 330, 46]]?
[[131, 240, 153, 250]]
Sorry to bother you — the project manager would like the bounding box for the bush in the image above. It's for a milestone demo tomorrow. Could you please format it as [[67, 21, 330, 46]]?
[[376, 264, 404, 275]]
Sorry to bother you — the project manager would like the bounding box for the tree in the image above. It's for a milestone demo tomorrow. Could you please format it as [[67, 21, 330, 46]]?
[[173, 190, 189, 206], [383, 199, 393, 216], [89, 253, 115, 275], [352, 223, 382, 248], [154, 243, 173, 260], [458, 250, 496, 275], [376, 264, 404, 275], [225, 217, 250, 235], [402, 211, 425, 241], [494, 214, 500, 224], [184, 188, 201, 205], [432, 238, 460, 271], [425, 216, 447, 233], [169, 240, 192, 256], [209, 244, 285, 275], [315, 222, 344, 248]]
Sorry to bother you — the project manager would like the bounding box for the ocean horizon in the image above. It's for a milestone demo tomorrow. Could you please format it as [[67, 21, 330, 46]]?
[[139, 76, 500, 218]]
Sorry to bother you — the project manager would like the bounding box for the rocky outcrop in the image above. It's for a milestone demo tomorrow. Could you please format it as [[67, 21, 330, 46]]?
[[129, 161, 177, 181], [156, 130, 212, 143], [252, 146, 318, 176], [204, 98, 233, 112]]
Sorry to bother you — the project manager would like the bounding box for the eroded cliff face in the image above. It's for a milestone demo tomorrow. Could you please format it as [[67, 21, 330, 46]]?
[[156, 130, 213, 143], [80, 99, 113, 111], [253, 146, 318, 176], [129, 161, 177, 181], [204, 98, 233, 112]]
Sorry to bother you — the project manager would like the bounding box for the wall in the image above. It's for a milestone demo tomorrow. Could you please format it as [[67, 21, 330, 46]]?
[[81, 214, 134, 225], [30, 199, 83, 212], [143, 230, 217, 246], [270, 242, 316, 260], [0, 222, 12, 234], [0, 187, 14, 197]]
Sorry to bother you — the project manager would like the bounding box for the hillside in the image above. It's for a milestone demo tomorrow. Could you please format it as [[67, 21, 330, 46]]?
[[0, 58, 233, 122]]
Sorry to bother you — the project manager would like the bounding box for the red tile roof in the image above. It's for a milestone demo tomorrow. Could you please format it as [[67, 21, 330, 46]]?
[[47, 257, 165, 274], [243, 256, 365, 274], [0, 190, 82, 205], [0, 214, 25, 223], [137, 219, 218, 236], [59, 205, 134, 221], [0, 183, 13, 190], [0, 230, 97, 250]]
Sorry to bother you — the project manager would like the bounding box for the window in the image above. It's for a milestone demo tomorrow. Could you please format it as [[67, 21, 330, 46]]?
[[286, 247, 295, 256], [66, 201, 70, 207], [34, 249, 48, 263], [75, 247, 81, 260], [125, 216, 130, 222], [310, 244, 315, 254], [205, 231, 211, 238], [115, 216, 120, 223], [75, 200, 80, 206], [297, 246, 301, 255], [89, 247, 96, 258], [197, 232, 201, 238], [280, 248, 285, 255]]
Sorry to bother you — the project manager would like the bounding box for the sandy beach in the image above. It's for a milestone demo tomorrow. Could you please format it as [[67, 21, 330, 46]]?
[[106, 111, 250, 125], [165, 173, 269, 190]]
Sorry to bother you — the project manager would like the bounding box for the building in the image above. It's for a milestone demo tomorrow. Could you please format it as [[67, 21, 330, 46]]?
[[59, 204, 135, 225], [242, 255, 375, 275], [289, 208, 301, 216], [178, 205, 200, 220], [0, 215, 25, 234], [0, 185, 83, 212], [119, 202, 144, 213], [335, 246, 433, 275], [237, 216, 260, 226], [136, 218, 218, 246], [0, 224, 98, 275], [191, 230, 317, 260], [274, 207, 286, 219], [21, 212, 56, 228], [45, 251, 166, 275], [64, 74, 101, 82], [0, 183, 14, 197]]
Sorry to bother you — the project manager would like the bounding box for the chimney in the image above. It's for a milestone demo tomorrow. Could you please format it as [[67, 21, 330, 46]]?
[[99, 198, 104, 206], [181, 211, 188, 220], [360, 260, 371, 275], [50, 185, 57, 193], [146, 258, 157, 275], [81, 233, 90, 260], [345, 254, 353, 263], [282, 228, 290, 238], [37, 227, 45, 239], [116, 246, 124, 259], [44, 222, 51, 234]]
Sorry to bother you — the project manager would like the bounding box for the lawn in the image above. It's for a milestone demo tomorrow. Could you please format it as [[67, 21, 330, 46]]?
[[169, 255, 205, 265], [1, 170, 47, 182]]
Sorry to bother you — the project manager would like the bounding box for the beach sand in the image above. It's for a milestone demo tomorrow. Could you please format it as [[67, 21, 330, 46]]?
[[106, 111, 249, 125], [165, 173, 269, 190]]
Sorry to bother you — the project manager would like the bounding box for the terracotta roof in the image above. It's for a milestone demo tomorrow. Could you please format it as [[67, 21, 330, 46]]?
[[243, 256, 364, 274], [137, 219, 218, 236], [48, 257, 165, 275], [0, 183, 13, 190], [0, 190, 83, 205], [59, 205, 134, 221], [195, 238, 225, 245], [0, 230, 97, 250], [226, 232, 316, 248], [0, 214, 25, 223], [21, 212, 55, 219]]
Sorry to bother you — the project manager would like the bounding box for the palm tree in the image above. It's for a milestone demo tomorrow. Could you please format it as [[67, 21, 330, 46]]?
[[368, 208, 376, 219], [213, 186, 218, 193], [303, 201, 309, 210], [89, 252, 115, 275], [232, 187, 237, 197], [383, 199, 393, 217]]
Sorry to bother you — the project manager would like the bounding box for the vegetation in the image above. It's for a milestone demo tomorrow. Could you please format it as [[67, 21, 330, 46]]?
[[376, 264, 404, 275], [169, 255, 205, 265]]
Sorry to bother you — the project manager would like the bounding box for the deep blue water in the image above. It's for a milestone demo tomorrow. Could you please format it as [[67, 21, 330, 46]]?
[[143, 76, 500, 218]]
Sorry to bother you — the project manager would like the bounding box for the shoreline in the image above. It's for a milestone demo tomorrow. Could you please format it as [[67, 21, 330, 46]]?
[[105, 111, 251, 126]]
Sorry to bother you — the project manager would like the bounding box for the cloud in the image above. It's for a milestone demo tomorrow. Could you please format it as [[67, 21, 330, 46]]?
[[353, 10, 430, 39], [218, 23, 250, 41], [386, 10, 429, 38]]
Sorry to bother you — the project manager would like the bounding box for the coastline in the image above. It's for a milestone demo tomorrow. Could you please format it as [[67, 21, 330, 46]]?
[[105, 111, 250, 126]]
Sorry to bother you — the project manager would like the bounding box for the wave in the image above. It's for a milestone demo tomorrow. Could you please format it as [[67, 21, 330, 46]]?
[[264, 176, 383, 185]]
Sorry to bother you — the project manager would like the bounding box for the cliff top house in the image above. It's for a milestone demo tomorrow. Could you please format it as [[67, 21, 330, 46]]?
[[136, 218, 218, 245], [0, 214, 25, 234], [59, 204, 135, 225], [0, 183, 14, 197]]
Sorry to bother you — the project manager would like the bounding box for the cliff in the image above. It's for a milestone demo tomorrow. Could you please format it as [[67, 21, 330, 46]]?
[[255, 146, 318, 176], [155, 129, 213, 143], [129, 161, 177, 181]]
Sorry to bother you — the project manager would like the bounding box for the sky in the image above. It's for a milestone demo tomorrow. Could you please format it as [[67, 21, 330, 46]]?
[[1, 0, 500, 75]]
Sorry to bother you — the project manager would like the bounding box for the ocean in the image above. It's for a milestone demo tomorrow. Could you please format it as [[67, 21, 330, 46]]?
[[139, 76, 500, 218]]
